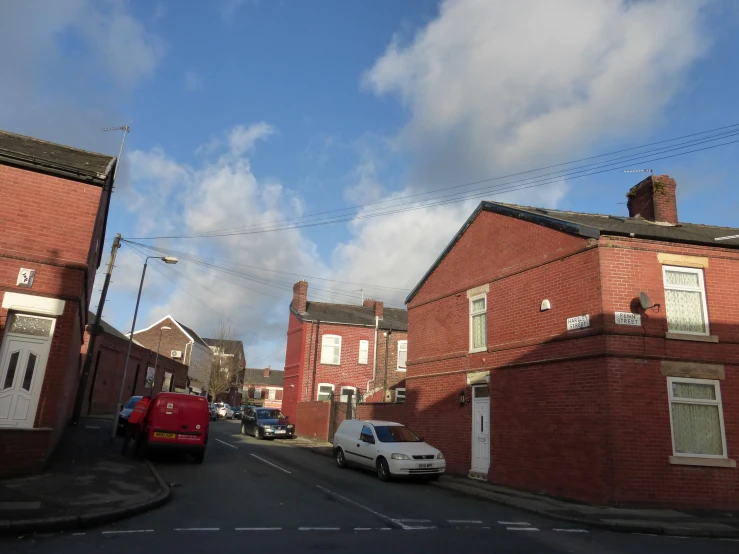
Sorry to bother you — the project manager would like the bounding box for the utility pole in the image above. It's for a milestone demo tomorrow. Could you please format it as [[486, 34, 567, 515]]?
[[71, 234, 122, 425]]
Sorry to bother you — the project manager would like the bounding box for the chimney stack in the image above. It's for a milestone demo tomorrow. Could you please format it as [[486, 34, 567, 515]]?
[[293, 280, 308, 313], [363, 298, 384, 319], [627, 175, 678, 225], [264, 365, 271, 378]]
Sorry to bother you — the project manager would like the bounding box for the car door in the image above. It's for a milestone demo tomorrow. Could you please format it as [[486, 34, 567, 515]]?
[[350, 425, 377, 468], [245, 409, 256, 435]]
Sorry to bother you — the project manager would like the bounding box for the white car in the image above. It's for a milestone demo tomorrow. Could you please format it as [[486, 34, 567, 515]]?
[[333, 420, 445, 481], [217, 403, 234, 419]]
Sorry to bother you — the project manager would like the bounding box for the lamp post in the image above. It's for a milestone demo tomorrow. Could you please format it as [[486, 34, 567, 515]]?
[[111, 255, 178, 439]]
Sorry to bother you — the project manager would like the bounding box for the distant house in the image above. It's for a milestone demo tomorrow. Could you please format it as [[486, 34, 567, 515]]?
[[281, 280, 408, 424], [0, 129, 115, 476], [130, 315, 213, 395], [242, 367, 284, 408], [202, 338, 247, 406]]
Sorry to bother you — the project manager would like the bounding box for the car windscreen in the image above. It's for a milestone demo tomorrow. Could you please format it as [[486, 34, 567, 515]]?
[[257, 410, 284, 419], [124, 396, 143, 409], [373, 425, 421, 443]]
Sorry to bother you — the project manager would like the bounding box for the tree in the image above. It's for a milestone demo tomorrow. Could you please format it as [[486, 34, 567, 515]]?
[[206, 320, 243, 403]]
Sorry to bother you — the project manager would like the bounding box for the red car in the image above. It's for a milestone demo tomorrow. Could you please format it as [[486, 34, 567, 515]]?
[[141, 393, 210, 463]]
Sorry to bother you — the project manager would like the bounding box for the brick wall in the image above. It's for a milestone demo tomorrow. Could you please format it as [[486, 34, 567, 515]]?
[[282, 312, 305, 420], [0, 429, 52, 476], [295, 401, 331, 442]]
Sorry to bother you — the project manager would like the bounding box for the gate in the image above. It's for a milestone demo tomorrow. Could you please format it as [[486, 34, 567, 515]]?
[[328, 389, 363, 442]]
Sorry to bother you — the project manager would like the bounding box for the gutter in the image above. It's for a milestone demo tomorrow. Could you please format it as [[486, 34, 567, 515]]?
[[0, 151, 109, 186]]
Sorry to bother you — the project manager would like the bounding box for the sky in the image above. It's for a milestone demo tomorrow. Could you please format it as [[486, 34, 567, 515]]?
[[2, 0, 739, 370]]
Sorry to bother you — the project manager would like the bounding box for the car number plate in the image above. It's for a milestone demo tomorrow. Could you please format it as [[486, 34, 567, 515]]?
[[275, 429, 286, 434], [154, 432, 176, 438], [418, 463, 433, 468]]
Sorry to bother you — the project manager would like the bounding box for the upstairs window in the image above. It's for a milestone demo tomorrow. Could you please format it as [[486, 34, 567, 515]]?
[[469, 295, 487, 352], [397, 340, 407, 371], [358, 340, 369, 364], [663, 266, 709, 336], [320, 335, 342, 365]]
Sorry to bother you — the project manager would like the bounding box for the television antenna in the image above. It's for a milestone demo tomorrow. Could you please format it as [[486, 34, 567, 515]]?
[[623, 168, 653, 175], [102, 125, 130, 181]]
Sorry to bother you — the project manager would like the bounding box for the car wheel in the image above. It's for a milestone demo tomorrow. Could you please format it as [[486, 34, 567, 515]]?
[[256, 427, 264, 440], [335, 448, 347, 468], [376, 458, 390, 482]]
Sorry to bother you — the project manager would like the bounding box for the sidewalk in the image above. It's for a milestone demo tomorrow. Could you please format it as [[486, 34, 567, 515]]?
[[304, 446, 739, 538], [0, 418, 169, 535]]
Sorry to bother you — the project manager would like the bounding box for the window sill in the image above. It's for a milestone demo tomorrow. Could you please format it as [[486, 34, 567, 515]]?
[[396, 368, 407, 372], [669, 456, 736, 468], [665, 333, 719, 343], [319, 362, 341, 366], [469, 348, 487, 354]]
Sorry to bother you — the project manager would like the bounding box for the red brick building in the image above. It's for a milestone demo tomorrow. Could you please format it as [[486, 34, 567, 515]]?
[[80, 313, 189, 415], [242, 367, 284, 408], [396, 175, 738, 509], [282, 281, 408, 425], [0, 130, 115, 476]]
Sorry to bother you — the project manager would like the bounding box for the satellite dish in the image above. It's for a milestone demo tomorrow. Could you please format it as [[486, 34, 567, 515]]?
[[639, 292, 652, 310]]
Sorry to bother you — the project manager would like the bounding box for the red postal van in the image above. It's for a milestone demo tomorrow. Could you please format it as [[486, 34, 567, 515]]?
[[142, 393, 210, 463]]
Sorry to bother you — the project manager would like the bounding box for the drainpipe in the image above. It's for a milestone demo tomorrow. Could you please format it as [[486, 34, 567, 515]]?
[[383, 327, 392, 401], [367, 315, 379, 398], [311, 321, 320, 401]]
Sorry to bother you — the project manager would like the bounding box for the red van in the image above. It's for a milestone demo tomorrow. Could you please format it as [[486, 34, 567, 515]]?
[[141, 393, 210, 463]]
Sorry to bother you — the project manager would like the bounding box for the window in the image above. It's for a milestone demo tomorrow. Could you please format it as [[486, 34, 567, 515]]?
[[317, 383, 334, 401], [397, 340, 407, 371], [320, 335, 342, 365], [395, 388, 406, 403], [254, 388, 262, 399], [268, 388, 276, 400], [340, 386, 357, 402], [469, 294, 487, 352], [662, 266, 710, 336], [358, 340, 369, 364], [360, 425, 375, 443], [667, 377, 727, 458]]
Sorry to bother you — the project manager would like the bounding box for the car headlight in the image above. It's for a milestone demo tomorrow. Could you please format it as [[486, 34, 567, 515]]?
[[391, 453, 411, 460], [263, 425, 272, 429], [287, 425, 294, 429], [437, 452, 445, 459]]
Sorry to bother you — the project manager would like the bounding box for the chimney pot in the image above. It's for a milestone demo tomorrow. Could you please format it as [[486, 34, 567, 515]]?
[[626, 175, 678, 224], [293, 280, 308, 314]]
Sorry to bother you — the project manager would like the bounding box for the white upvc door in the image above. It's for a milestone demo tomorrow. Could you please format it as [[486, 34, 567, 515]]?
[[0, 314, 55, 428], [470, 384, 491, 475]]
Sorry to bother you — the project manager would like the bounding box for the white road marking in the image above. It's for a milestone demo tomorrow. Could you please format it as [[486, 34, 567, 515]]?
[[379, 528, 392, 531], [72, 533, 86, 536], [235, 527, 281, 531], [250, 454, 292, 474], [553, 529, 589, 533], [354, 528, 372, 531], [102, 530, 154, 534], [397, 519, 432, 523], [403, 526, 437, 530], [299, 527, 341, 531], [507, 527, 539, 531], [499, 521, 531, 525], [448, 519, 483, 524], [215, 438, 237, 449], [315, 484, 403, 529], [174, 528, 220, 531]]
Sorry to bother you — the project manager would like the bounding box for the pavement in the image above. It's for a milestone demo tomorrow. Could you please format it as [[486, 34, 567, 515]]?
[[305, 443, 739, 538], [2, 419, 738, 554], [0, 418, 169, 535]]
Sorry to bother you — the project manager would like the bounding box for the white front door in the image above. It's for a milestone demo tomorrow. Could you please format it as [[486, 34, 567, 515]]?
[[0, 314, 55, 428], [471, 384, 490, 474]]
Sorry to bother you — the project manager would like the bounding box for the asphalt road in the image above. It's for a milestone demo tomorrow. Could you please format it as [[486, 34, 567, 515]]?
[[4, 419, 738, 553]]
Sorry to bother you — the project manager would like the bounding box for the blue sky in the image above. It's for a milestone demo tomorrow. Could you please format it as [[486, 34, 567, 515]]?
[[2, 0, 738, 370]]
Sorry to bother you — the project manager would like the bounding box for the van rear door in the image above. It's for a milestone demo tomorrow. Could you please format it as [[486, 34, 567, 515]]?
[[149, 394, 207, 447]]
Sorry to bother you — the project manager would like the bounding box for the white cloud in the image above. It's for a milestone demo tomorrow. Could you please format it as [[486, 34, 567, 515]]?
[[185, 71, 204, 91], [228, 122, 275, 156]]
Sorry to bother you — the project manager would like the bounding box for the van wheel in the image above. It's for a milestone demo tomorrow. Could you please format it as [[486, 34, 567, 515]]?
[[376, 458, 390, 482], [335, 448, 347, 468], [194, 450, 204, 464]]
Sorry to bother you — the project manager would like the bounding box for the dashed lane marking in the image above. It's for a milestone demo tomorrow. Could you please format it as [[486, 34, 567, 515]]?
[[507, 527, 539, 532], [315, 484, 401, 529], [299, 527, 341, 531], [215, 438, 237, 449], [448, 520, 483, 524], [553, 529, 589, 533], [250, 454, 292, 474], [174, 528, 220, 531], [499, 521, 531, 525], [235, 528, 282, 531], [102, 530, 154, 534], [397, 519, 432, 523]]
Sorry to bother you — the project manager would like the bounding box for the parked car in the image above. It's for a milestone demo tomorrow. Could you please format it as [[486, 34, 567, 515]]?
[[117, 395, 143, 435], [231, 405, 243, 419], [217, 403, 234, 419], [241, 406, 294, 439], [208, 403, 218, 421], [332, 420, 445, 482], [140, 392, 210, 463]]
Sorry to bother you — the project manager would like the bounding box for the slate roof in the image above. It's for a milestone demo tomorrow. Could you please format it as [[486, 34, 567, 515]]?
[[0, 129, 115, 185], [176, 320, 211, 349], [295, 301, 408, 332], [407, 200, 739, 303], [243, 368, 284, 387]]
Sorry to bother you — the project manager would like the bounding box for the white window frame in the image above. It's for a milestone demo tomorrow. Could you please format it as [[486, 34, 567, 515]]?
[[469, 294, 487, 353], [358, 340, 369, 365], [667, 376, 727, 459], [397, 340, 408, 371], [317, 383, 334, 401], [320, 334, 342, 365], [395, 388, 406, 403], [662, 265, 710, 336], [339, 385, 357, 403], [267, 388, 276, 401]]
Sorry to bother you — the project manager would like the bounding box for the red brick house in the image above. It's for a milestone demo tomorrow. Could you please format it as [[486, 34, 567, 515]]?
[[393, 174, 738, 509], [131, 315, 213, 395], [242, 367, 284, 408], [282, 281, 408, 425], [0, 130, 115, 476], [80, 313, 189, 415]]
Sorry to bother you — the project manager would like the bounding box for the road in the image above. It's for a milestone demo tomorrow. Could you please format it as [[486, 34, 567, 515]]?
[[4, 419, 738, 554]]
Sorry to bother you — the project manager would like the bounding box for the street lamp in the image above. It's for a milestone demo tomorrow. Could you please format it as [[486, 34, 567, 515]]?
[[111, 256, 178, 438]]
